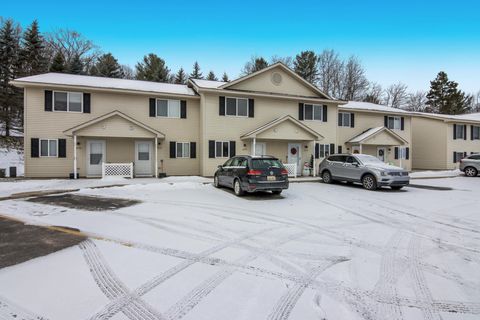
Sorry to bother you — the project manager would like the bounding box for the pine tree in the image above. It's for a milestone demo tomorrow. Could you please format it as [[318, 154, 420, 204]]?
[[135, 53, 170, 82], [426, 71, 472, 114], [293, 51, 319, 83], [20, 20, 48, 76], [190, 61, 203, 79], [241, 56, 268, 75], [222, 72, 229, 82], [90, 53, 124, 78], [174, 67, 187, 84], [206, 71, 218, 81], [50, 51, 66, 72], [68, 54, 84, 74]]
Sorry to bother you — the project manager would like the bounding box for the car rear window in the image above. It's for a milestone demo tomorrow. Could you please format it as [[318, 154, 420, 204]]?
[[251, 159, 283, 169], [468, 154, 480, 160]]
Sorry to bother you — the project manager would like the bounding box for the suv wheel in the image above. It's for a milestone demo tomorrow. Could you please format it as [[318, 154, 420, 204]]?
[[214, 175, 220, 188], [233, 179, 244, 196], [362, 174, 377, 190], [322, 171, 333, 184], [464, 166, 478, 177]]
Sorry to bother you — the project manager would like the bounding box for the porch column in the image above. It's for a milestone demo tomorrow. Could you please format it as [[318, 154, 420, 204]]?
[[312, 140, 316, 177], [73, 134, 77, 179], [252, 137, 256, 156], [359, 143, 363, 154], [154, 137, 158, 178]]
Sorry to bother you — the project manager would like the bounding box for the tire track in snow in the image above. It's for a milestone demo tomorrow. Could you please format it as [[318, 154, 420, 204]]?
[[0, 295, 49, 320]]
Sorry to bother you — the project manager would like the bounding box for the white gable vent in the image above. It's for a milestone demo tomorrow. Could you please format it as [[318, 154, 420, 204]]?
[[271, 72, 282, 86]]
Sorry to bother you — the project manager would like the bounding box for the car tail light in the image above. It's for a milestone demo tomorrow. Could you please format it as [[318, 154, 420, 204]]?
[[247, 169, 262, 176], [280, 168, 289, 175]]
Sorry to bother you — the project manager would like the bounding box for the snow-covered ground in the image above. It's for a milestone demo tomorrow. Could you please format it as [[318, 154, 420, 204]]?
[[0, 177, 479, 320], [0, 148, 24, 177]]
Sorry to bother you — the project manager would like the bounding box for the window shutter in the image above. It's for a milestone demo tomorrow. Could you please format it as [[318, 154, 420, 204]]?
[[31, 138, 39, 158], [401, 117, 405, 130], [464, 152, 467, 158], [298, 103, 304, 120], [248, 99, 254, 118], [208, 140, 215, 158], [83, 93, 91, 113], [338, 113, 342, 126], [338, 145, 343, 154], [406, 147, 410, 160], [169, 141, 176, 158], [453, 152, 456, 163], [229, 141, 236, 157], [384, 116, 388, 127], [58, 139, 66, 158], [149, 98, 156, 117], [464, 125, 467, 140], [315, 143, 319, 159], [329, 143, 335, 155], [453, 124, 457, 139], [350, 113, 355, 128], [323, 105, 328, 122], [180, 100, 187, 119], [471, 125, 474, 140], [219, 96, 225, 116], [45, 90, 52, 111], [394, 147, 399, 160], [190, 142, 196, 158]]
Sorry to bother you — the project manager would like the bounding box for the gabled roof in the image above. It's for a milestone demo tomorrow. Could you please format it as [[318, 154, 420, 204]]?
[[11, 73, 197, 97], [189, 78, 226, 89], [411, 111, 480, 123], [63, 110, 165, 138], [240, 115, 324, 140], [347, 126, 408, 145], [219, 62, 332, 99]]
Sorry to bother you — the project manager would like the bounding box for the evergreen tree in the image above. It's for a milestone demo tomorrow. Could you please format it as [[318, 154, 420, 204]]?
[[190, 61, 203, 79], [0, 19, 23, 136], [426, 71, 472, 114], [50, 51, 66, 72], [90, 53, 124, 78], [135, 53, 170, 82], [241, 56, 268, 75], [174, 67, 187, 84], [221, 72, 229, 82], [20, 20, 48, 76], [68, 54, 84, 74], [293, 50, 319, 83], [206, 71, 218, 81]]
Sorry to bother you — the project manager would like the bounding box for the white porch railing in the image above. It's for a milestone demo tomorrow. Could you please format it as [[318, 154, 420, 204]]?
[[102, 162, 133, 179], [283, 163, 297, 178]]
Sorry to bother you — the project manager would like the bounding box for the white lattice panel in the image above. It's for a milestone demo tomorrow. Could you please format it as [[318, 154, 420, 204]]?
[[102, 163, 133, 178], [283, 163, 297, 178]]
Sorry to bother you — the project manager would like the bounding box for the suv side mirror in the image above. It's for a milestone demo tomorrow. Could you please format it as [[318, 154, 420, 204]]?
[[217, 165, 223, 169]]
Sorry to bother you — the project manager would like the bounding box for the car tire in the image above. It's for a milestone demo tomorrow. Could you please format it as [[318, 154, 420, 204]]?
[[322, 171, 333, 184], [272, 190, 282, 195], [233, 179, 245, 196], [362, 174, 378, 191], [391, 186, 403, 190], [213, 175, 220, 188], [464, 166, 478, 177]]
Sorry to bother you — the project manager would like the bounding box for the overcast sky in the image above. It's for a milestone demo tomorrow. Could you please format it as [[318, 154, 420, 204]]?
[[3, 0, 480, 93]]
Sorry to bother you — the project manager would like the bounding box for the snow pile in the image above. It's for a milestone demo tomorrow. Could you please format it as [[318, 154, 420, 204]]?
[[410, 169, 461, 179], [0, 148, 24, 177]]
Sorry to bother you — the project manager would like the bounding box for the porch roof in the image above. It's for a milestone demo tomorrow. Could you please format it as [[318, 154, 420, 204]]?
[[240, 115, 324, 141], [347, 126, 408, 145], [63, 110, 165, 138]]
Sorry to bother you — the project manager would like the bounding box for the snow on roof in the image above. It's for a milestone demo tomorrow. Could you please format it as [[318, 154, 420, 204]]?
[[341, 101, 411, 114], [13, 73, 197, 96], [189, 78, 226, 89], [348, 127, 384, 143], [411, 111, 480, 122]]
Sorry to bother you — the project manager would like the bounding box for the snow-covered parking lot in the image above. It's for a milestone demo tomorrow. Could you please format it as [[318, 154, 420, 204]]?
[[0, 177, 479, 320]]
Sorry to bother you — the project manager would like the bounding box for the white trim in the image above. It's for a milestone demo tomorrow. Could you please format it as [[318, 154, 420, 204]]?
[[154, 137, 158, 178], [338, 112, 352, 127], [175, 142, 191, 158], [156, 98, 181, 118], [317, 143, 330, 158], [225, 96, 249, 117], [73, 135, 77, 179], [53, 90, 83, 113], [303, 103, 324, 121], [39, 139, 58, 157], [215, 141, 230, 158], [386, 116, 402, 130]]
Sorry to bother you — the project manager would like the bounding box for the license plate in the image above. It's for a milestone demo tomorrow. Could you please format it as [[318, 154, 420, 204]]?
[[267, 176, 276, 181]]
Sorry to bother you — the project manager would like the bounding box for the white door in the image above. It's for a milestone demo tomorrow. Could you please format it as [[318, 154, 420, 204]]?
[[377, 147, 386, 162], [87, 140, 106, 177], [253, 142, 266, 156], [288, 143, 302, 171], [135, 141, 153, 176]]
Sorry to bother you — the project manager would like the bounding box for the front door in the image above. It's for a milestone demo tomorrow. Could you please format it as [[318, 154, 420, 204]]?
[[87, 140, 106, 177], [254, 142, 266, 156], [377, 147, 386, 162], [288, 143, 302, 172], [135, 141, 153, 176]]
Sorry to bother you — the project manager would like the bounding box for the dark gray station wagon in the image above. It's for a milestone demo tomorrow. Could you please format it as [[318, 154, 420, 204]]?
[[214, 155, 289, 196]]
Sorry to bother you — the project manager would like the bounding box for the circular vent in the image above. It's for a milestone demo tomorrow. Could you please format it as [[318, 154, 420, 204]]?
[[271, 72, 282, 86]]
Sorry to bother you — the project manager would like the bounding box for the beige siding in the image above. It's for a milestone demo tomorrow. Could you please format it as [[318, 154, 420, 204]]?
[[411, 117, 447, 169], [446, 123, 480, 169]]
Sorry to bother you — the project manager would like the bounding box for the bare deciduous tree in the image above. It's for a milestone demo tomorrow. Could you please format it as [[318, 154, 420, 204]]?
[[317, 49, 343, 98], [362, 82, 383, 104], [120, 65, 135, 79], [270, 55, 293, 68], [405, 91, 427, 111], [384, 82, 408, 108], [342, 56, 369, 101]]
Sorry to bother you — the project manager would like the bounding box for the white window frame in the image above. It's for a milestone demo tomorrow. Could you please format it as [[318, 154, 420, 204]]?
[[53, 91, 83, 113], [156, 99, 181, 118], [215, 141, 230, 158], [472, 126, 480, 140], [455, 124, 466, 139], [387, 116, 401, 130], [338, 112, 351, 127], [318, 143, 330, 158], [175, 142, 191, 158], [39, 139, 58, 157], [304, 104, 323, 121], [225, 97, 249, 117]]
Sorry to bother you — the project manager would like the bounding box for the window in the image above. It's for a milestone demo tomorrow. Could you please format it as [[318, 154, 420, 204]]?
[[156, 99, 180, 118], [472, 126, 480, 140], [251, 159, 283, 169], [215, 141, 230, 158], [454, 152, 466, 163], [175, 142, 190, 158], [387, 116, 401, 130], [455, 124, 465, 139], [304, 104, 323, 121], [225, 97, 249, 117], [231, 157, 247, 167], [346, 156, 359, 165], [138, 143, 150, 160], [338, 112, 351, 127], [53, 91, 83, 112], [319, 144, 330, 158], [328, 155, 346, 162], [40, 139, 58, 157]]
